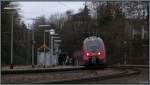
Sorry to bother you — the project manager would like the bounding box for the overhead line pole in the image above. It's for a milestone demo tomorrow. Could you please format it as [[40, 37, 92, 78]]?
[[32, 29, 35, 68], [27, 18, 41, 68]]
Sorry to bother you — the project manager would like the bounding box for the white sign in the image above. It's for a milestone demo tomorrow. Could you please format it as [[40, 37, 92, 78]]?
[[54, 43, 60, 47], [54, 40, 61, 43]]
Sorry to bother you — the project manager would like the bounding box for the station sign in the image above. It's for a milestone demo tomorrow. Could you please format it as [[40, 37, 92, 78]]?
[[54, 40, 61, 43], [53, 36, 60, 39]]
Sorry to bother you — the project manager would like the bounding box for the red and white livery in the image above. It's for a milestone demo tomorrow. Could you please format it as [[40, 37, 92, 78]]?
[[82, 36, 106, 65]]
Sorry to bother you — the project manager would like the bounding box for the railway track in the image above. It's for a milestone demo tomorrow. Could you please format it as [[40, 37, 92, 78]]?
[[41, 66, 141, 84], [1, 65, 146, 84]]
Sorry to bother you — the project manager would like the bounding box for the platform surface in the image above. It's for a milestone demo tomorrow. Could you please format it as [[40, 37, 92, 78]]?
[[2, 65, 83, 71]]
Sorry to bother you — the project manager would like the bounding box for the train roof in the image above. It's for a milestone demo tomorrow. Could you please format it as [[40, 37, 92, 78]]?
[[83, 36, 103, 43], [84, 36, 102, 40]]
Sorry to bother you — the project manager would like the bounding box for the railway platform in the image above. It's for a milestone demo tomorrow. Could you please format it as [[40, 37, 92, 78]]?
[[1, 65, 84, 74], [117, 64, 149, 68], [2, 64, 148, 71]]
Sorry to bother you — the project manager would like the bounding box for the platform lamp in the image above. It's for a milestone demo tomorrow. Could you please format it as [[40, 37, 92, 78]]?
[[4, 7, 20, 69], [39, 25, 51, 68]]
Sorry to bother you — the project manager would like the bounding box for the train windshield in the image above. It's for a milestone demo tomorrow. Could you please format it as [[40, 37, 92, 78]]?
[[84, 39, 102, 52]]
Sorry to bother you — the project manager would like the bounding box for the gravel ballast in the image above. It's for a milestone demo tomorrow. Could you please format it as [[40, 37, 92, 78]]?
[[2, 68, 123, 84]]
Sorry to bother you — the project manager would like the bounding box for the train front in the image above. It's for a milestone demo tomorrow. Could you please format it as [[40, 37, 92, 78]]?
[[82, 36, 106, 65]]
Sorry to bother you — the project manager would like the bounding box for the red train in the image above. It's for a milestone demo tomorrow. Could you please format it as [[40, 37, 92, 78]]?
[[82, 36, 106, 65]]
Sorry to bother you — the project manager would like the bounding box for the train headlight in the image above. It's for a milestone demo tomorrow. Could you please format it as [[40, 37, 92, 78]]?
[[98, 52, 101, 55], [86, 52, 90, 56]]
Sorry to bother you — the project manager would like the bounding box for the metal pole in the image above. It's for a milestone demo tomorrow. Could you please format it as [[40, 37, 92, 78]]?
[[52, 36, 53, 56], [27, 28, 30, 65], [44, 31, 46, 68], [50, 36, 53, 65], [123, 41, 127, 65], [129, 20, 133, 65], [49, 33, 51, 49], [10, 13, 13, 69], [49, 33, 51, 65], [124, 42, 126, 65], [32, 30, 35, 68], [124, 53, 127, 65]]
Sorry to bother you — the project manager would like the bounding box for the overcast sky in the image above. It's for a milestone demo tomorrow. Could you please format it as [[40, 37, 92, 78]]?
[[18, 1, 85, 26]]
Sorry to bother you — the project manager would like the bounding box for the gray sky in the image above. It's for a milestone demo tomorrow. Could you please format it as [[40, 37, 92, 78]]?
[[18, 1, 85, 26]]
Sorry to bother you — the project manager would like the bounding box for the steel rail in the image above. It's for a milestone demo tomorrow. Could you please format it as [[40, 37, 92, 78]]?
[[35, 66, 141, 84]]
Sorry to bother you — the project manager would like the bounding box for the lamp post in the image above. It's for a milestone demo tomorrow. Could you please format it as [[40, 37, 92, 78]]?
[[45, 29, 57, 66], [4, 7, 20, 69], [39, 25, 51, 46], [49, 29, 55, 65], [39, 25, 51, 67], [31, 30, 35, 67]]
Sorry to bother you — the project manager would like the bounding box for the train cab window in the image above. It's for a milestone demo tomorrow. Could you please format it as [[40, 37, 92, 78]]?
[[84, 39, 102, 52]]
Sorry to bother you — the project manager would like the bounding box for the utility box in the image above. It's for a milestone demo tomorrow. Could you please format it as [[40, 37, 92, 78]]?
[[37, 44, 58, 67], [37, 50, 50, 66]]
